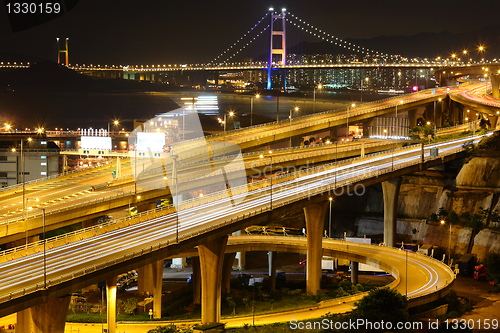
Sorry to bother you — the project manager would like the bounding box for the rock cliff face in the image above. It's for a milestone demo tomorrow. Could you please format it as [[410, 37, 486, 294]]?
[[456, 157, 500, 188], [327, 132, 500, 260]]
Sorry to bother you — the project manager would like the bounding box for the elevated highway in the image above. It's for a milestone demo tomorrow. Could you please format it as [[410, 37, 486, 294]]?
[[0, 133, 484, 318], [0, 139, 406, 243]]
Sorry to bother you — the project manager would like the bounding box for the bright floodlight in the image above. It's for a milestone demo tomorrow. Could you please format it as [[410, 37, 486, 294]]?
[[255, 94, 260, 98], [229, 111, 234, 116], [269, 7, 274, 11], [114, 120, 119, 125], [282, 8, 286, 12]]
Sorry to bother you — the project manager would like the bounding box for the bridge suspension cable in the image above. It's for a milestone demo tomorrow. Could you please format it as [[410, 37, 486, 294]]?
[[209, 12, 270, 65], [286, 12, 399, 60]]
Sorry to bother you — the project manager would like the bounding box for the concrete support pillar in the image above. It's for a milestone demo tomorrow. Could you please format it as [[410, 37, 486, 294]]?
[[106, 277, 117, 333], [198, 236, 228, 324], [382, 177, 402, 247], [303, 202, 328, 295], [170, 257, 186, 269], [492, 74, 499, 99], [192, 256, 201, 304], [435, 105, 443, 127], [27, 295, 71, 333], [268, 251, 277, 291], [16, 308, 31, 333], [350, 261, 359, 285], [360, 141, 365, 158], [153, 260, 163, 319], [235, 251, 246, 270], [408, 109, 418, 128], [222, 253, 236, 294], [138, 263, 155, 295], [233, 230, 246, 270]]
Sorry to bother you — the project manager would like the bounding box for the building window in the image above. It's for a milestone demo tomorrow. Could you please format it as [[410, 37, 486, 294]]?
[[41, 141, 47, 145], [0, 156, 7, 161], [41, 171, 47, 175], [41, 156, 47, 159], [41, 162, 47, 166]]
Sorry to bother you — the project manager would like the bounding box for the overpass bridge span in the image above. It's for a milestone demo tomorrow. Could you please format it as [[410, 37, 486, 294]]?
[[0, 133, 482, 328]]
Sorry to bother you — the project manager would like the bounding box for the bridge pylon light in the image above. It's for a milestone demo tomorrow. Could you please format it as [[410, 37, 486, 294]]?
[[56, 37, 69, 66], [267, 8, 286, 90]]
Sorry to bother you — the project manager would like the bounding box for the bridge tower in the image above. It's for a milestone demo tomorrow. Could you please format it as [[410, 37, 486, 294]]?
[[267, 8, 286, 90], [56, 37, 69, 66]]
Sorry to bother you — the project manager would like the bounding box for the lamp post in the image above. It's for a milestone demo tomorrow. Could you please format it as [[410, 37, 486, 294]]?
[[223, 111, 234, 157], [28, 205, 46, 288], [25, 197, 39, 249], [171, 154, 179, 243], [313, 83, 322, 113], [441, 220, 452, 265], [346, 103, 355, 141], [405, 249, 408, 297], [251, 274, 255, 326], [335, 141, 338, 188], [289, 107, 299, 146], [260, 151, 273, 210], [395, 100, 403, 118], [328, 197, 333, 238], [361, 77, 368, 102], [250, 94, 259, 126], [107, 120, 119, 135]]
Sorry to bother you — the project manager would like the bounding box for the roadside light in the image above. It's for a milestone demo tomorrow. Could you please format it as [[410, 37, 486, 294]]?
[[137, 195, 141, 200]]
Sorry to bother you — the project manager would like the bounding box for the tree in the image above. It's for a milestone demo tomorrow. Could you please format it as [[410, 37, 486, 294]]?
[[423, 124, 434, 138], [226, 296, 236, 315], [480, 118, 491, 130], [97, 215, 111, 223], [484, 253, 500, 284], [351, 287, 408, 327], [122, 298, 138, 314]]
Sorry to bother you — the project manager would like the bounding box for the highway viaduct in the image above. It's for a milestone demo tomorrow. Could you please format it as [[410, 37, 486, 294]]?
[[0, 137, 471, 332]]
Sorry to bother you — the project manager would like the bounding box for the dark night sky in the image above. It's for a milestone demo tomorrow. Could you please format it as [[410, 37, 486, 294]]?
[[1, 0, 500, 65]]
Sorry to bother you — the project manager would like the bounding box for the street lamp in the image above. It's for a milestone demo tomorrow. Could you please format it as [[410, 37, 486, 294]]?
[[26, 197, 39, 248], [260, 151, 273, 210], [28, 206, 46, 288], [108, 120, 119, 134], [250, 94, 260, 126], [346, 103, 355, 141], [440, 220, 452, 265], [395, 100, 403, 118], [289, 107, 299, 146], [328, 197, 333, 238], [313, 83, 322, 113], [361, 77, 368, 102], [223, 111, 235, 157]]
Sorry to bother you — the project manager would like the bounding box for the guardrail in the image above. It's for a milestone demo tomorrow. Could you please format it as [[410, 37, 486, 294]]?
[[174, 88, 447, 148], [0, 160, 118, 195], [2, 130, 479, 227]]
